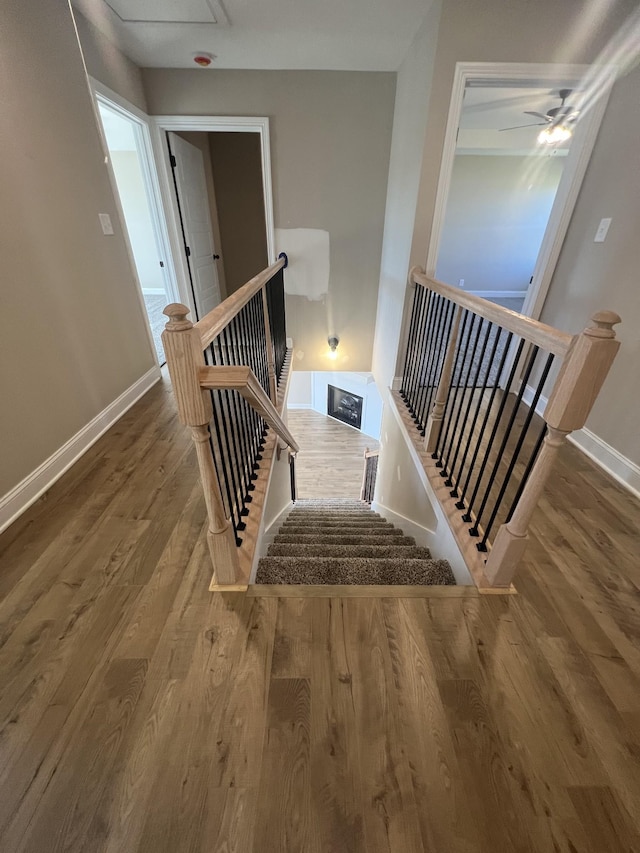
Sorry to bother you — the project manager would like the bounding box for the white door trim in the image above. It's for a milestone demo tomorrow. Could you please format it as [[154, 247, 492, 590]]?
[[425, 62, 617, 322], [90, 80, 181, 308], [149, 115, 275, 320]]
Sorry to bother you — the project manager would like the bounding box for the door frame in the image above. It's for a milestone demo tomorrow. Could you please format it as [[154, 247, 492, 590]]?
[[426, 61, 617, 321], [89, 79, 181, 366], [150, 115, 275, 321]]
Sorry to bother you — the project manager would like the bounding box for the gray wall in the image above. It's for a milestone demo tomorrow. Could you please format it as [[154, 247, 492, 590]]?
[[142, 69, 396, 372], [0, 0, 155, 499], [436, 155, 564, 293], [209, 133, 268, 295], [371, 4, 442, 390], [73, 9, 148, 111], [540, 65, 640, 466]]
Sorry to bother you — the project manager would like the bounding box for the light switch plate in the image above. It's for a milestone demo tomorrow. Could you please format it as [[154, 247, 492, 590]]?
[[594, 217, 612, 242], [99, 213, 114, 235]]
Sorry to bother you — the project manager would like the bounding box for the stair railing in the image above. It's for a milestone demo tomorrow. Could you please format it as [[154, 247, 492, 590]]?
[[162, 255, 297, 587], [398, 267, 621, 588], [360, 448, 379, 503]]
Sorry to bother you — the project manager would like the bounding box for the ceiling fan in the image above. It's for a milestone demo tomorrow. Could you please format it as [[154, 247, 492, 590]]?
[[499, 89, 580, 133]]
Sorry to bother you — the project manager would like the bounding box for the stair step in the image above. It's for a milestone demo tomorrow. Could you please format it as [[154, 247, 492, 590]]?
[[279, 525, 402, 536], [255, 556, 455, 586], [280, 519, 394, 529], [267, 544, 432, 559], [287, 511, 381, 519], [273, 534, 416, 545]]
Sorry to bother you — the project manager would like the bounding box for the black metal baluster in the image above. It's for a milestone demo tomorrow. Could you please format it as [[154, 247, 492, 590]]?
[[210, 340, 245, 540], [435, 308, 470, 466], [452, 319, 495, 500], [413, 290, 438, 427], [220, 325, 249, 528], [248, 296, 266, 472], [400, 285, 421, 396], [404, 286, 428, 418], [236, 304, 260, 464], [412, 289, 438, 430], [470, 342, 540, 540], [504, 421, 548, 523], [423, 298, 454, 428], [443, 313, 483, 486], [208, 382, 235, 529], [463, 334, 523, 524], [477, 351, 555, 550], [232, 309, 257, 488]]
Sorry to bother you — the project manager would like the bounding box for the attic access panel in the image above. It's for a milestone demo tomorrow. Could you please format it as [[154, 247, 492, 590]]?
[[327, 385, 363, 431], [105, 0, 228, 24]]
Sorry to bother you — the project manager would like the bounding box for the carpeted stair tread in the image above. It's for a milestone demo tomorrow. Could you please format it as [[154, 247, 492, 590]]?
[[279, 526, 405, 537], [273, 533, 417, 546], [286, 512, 386, 521], [280, 519, 395, 529], [255, 556, 455, 586], [267, 544, 433, 559]]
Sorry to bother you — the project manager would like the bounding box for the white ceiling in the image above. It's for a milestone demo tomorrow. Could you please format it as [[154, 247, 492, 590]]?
[[72, 0, 431, 71], [457, 85, 582, 155]]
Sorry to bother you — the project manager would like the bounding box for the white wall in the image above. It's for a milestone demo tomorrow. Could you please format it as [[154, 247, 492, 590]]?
[[436, 154, 564, 294], [371, 3, 442, 391], [288, 371, 383, 440]]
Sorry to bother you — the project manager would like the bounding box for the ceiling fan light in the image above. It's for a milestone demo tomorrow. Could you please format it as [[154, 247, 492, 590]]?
[[538, 124, 572, 145]]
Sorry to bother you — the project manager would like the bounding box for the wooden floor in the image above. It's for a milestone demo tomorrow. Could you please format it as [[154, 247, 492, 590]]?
[[1, 376, 640, 852], [287, 408, 379, 499]]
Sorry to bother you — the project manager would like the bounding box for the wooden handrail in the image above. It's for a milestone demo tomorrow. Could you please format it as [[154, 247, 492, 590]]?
[[411, 267, 573, 358], [198, 366, 300, 453], [194, 257, 286, 350]]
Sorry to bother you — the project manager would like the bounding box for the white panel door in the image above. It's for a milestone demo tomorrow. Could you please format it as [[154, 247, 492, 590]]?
[[167, 132, 221, 319]]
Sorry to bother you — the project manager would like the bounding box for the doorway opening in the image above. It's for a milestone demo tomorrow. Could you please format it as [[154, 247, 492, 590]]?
[[151, 117, 275, 324], [427, 63, 615, 321], [165, 130, 268, 320], [94, 88, 178, 365]]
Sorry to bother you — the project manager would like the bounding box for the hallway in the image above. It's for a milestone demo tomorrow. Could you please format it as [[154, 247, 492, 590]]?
[[287, 408, 379, 499], [1, 378, 639, 851]]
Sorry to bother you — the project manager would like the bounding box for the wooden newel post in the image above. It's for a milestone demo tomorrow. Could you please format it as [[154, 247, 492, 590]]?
[[162, 303, 240, 585], [424, 305, 462, 453], [484, 310, 621, 587]]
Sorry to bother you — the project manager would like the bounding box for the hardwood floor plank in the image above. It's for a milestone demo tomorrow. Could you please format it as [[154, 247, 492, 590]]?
[[16, 658, 148, 853], [310, 598, 367, 853], [342, 598, 425, 853], [253, 678, 316, 852], [271, 597, 312, 678]]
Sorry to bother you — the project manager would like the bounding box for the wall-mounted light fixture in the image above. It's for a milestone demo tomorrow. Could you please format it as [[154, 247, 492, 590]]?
[[327, 336, 339, 360]]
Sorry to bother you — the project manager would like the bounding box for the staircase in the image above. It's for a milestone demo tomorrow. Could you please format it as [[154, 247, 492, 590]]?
[[255, 499, 455, 585]]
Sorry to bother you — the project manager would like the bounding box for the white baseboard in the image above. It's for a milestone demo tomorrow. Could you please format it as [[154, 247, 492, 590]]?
[[568, 428, 640, 499], [467, 290, 527, 299], [371, 502, 435, 548], [391, 376, 403, 391], [0, 366, 162, 534], [520, 384, 638, 497], [286, 403, 313, 410]]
